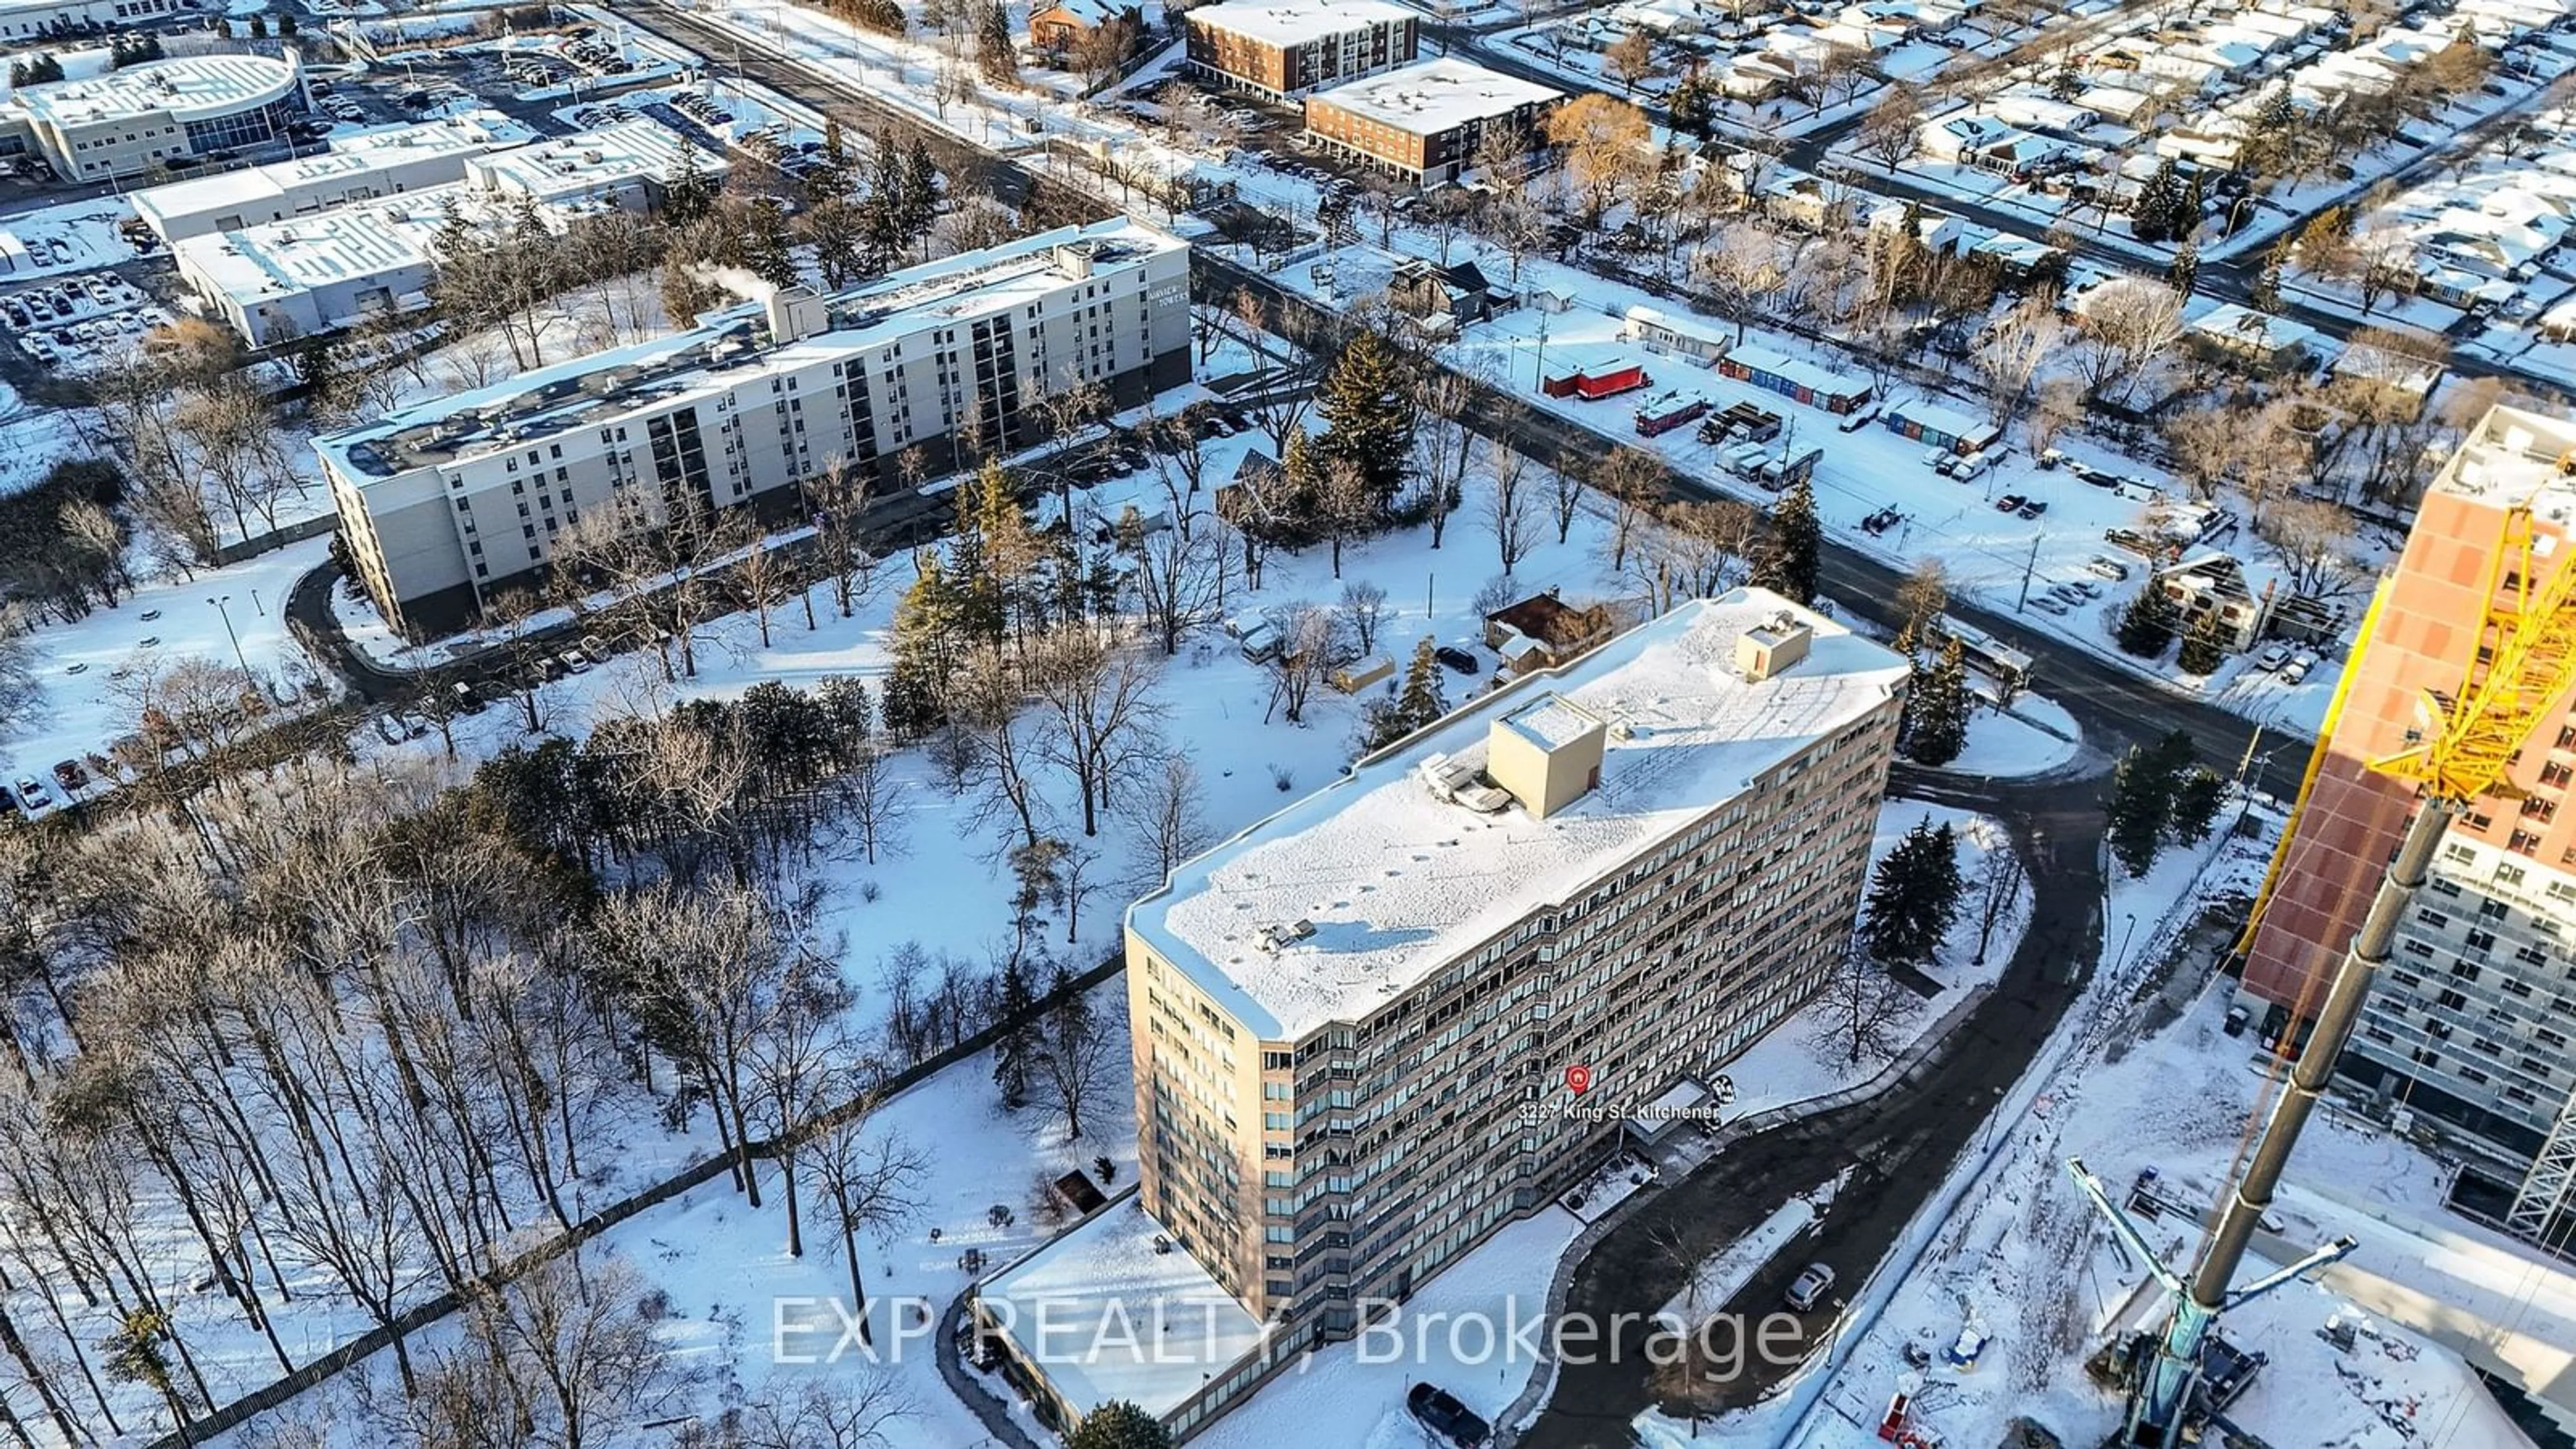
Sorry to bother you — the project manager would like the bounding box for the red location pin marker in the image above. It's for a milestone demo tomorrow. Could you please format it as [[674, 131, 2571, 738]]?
[[1565, 1064, 1593, 1095]]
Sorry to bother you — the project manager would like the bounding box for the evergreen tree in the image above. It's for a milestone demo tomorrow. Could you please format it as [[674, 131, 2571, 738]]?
[[1395, 636, 1446, 733], [1902, 636, 1972, 767], [2049, 63, 2084, 102], [1069, 1402, 1173, 1449], [1315, 327, 1416, 508], [663, 138, 716, 225], [992, 959, 1038, 1108], [2131, 159, 2183, 244], [881, 662, 940, 739], [2171, 765, 2226, 844], [248, 12, 267, 37], [276, 13, 295, 36], [744, 199, 800, 290], [900, 139, 941, 245], [2106, 744, 2171, 877], [2114, 584, 2178, 658], [978, 0, 1018, 83], [2167, 239, 2198, 297], [2250, 250, 2284, 312], [2176, 608, 2225, 676], [1750, 478, 1821, 605], [1862, 819, 1963, 965], [1668, 73, 1717, 138], [890, 553, 966, 704]]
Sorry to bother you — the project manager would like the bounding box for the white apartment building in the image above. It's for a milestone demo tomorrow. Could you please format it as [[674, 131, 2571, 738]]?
[[974, 592, 1909, 1440], [171, 119, 726, 345], [0, 52, 306, 179], [131, 111, 532, 245], [315, 219, 1191, 638]]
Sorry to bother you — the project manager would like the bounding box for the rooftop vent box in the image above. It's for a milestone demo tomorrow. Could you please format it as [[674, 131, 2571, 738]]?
[[1254, 919, 1318, 952], [1735, 614, 1812, 682], [1487, 692, 1607, 820]]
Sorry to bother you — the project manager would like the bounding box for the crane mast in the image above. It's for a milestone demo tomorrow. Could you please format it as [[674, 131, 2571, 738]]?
[[2074, 500, 2576, 1445]]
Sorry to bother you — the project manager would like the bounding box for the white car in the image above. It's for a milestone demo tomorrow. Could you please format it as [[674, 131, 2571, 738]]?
[[2255, 643, 2291, 672], [2031, 594, 2071, 615], [1922, 446, 1950, 470], [1952, 455, 1992, 484], [559, 649, 592, 674], [2283, 648, 2318, 684]]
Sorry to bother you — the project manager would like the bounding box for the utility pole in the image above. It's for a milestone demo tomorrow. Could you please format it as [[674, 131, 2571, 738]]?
[[209, 595, 250, 676], [2014, 533, 2039, 613]]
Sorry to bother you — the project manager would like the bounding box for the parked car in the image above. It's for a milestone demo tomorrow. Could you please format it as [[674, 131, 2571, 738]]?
[[2032, 595, 2071, 615], [2087, 556, 2131, 582], [1434, 645, 1480, 676], [1921, 446, 1949, 470], [1951, 455, 1992, 484], [2284, 649, 2318, 684], [374, 714, 408, 745], [580, 633, 611, 661], [50, 759, 87, 793], [1405, 1383, 1491, 1448], [1784, 1262, 1837, 1312], [2068, 578, 2102, 599], [2017, 500, 2047, 519], [1994, 494, 2027, 513], [2255, 643, 2290, 672], [2037, 447, 2065, 470], [559, 649, 592, 674]]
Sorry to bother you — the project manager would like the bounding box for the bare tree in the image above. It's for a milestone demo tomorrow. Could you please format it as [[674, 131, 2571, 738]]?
[[1414, 370, 1481, 550], [807, 1105, 929, 1345], [1544, 453, 1583, 545], [1340, 580, 1392, 657], [1261, 603, 1336, 724], [1029, 629, 1167, 838], [1811, 948, 1923, 1067], [1596, 447, 1665, 574], [808, 455, 879, 619], [1970, 839, 2027, 965], [736, 1373, 916, 1449], [1033, 982, 1119, 1141], [1974, 290, 2068, 437], [418, 1248, 698, 1449], [2256, 495, 2369, 600], [843, 745, 912, 865], [1120, 755, 1210, 892], [1490, 452, 1536, 575], [1856, 83, 1924, 171]]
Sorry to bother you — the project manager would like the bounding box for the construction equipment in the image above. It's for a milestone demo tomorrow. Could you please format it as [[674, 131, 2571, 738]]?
[[2072, 500, 2576, 1447]]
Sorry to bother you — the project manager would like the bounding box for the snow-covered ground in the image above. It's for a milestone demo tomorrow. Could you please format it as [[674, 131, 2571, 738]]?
[[0, 193, 142, 280], [1947, 690, 2084, 777], [0, 534, 335, 793]]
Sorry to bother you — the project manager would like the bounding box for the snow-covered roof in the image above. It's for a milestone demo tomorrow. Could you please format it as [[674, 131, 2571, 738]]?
[[1129, 592, 1907, 1042], [173, 180, 479, 307], [463, 119, 723, 206], [1185, 0, 1415, 46], [2430, 403, 2576, 523], [2189, 301, 2318, 356], [978, 1197, 1271, 1422], [7, 53, 299, 127], [1305, 57, 1559, 135], [132, 113, 531, 234]]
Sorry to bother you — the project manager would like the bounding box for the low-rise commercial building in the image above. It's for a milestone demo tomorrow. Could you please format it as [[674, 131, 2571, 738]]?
[[970, 592, 1906, 1440], [131, 111, 531, 244], [315, 220, 1191, 637], [1184, 0, 1417, 99], [0, 0, 180, 41], [0, 52, 307, 180], [1301, 57, 1558, 186], [172, 119, 726, 345]]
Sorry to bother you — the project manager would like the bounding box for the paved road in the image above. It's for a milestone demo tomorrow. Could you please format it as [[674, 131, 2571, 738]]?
[[1518, 767, 2106, 1447]]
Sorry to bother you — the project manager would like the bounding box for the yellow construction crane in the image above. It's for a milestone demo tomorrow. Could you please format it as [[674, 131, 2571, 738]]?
[[2075, 498, 2576, 1448]]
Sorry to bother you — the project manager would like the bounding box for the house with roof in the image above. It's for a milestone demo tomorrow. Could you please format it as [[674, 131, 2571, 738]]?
[[1482, 589, 1617, 672], [1389, 257, 1507, 323], [2188, 303, 2320, 374], [2154, 552, 2272, 651], [1030, 0, 1143, 58]]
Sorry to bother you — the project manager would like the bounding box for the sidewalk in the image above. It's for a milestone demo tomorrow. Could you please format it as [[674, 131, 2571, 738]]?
[[1492, 984, 1993, 1445]]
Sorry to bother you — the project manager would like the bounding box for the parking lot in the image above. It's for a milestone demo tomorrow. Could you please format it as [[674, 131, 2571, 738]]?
[[4, 269, 174, 375]]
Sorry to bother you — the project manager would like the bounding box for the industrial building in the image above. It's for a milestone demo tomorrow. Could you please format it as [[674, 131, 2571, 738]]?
[[973, 592, 1907, 1440], [1183, 0, 1418, 98], [315, 219, 1191, 638], [0, 52, 307, 180], [1300, 57, 1558, 186], [131, 111, 533, 245], [2240, 402, 2576, 1243], [170, 119, 725, 345]]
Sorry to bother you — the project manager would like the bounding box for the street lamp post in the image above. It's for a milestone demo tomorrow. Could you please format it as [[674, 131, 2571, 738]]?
[[2116, 910, 2139, 974], [209, 595, 250, 676]]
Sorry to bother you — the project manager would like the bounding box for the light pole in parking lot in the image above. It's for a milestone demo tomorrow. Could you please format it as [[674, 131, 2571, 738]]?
[[209, 595, 250, 676]]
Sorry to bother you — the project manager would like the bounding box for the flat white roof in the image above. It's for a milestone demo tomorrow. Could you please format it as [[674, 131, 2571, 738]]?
[[175, 180, 472, 305], [10, 54, 297, 127], [981, 1197, 1270, 1423], [1130, 592, 1906, 1041], [1501, 692, 1601, 750], [133, 113, 528, 225], [2432, 404, 2576, 523], [1307, 57, 1560, 135], [316, 218, 1184, 482], [1189, 0, 1415, 46], [466, 119, 722, 205]]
